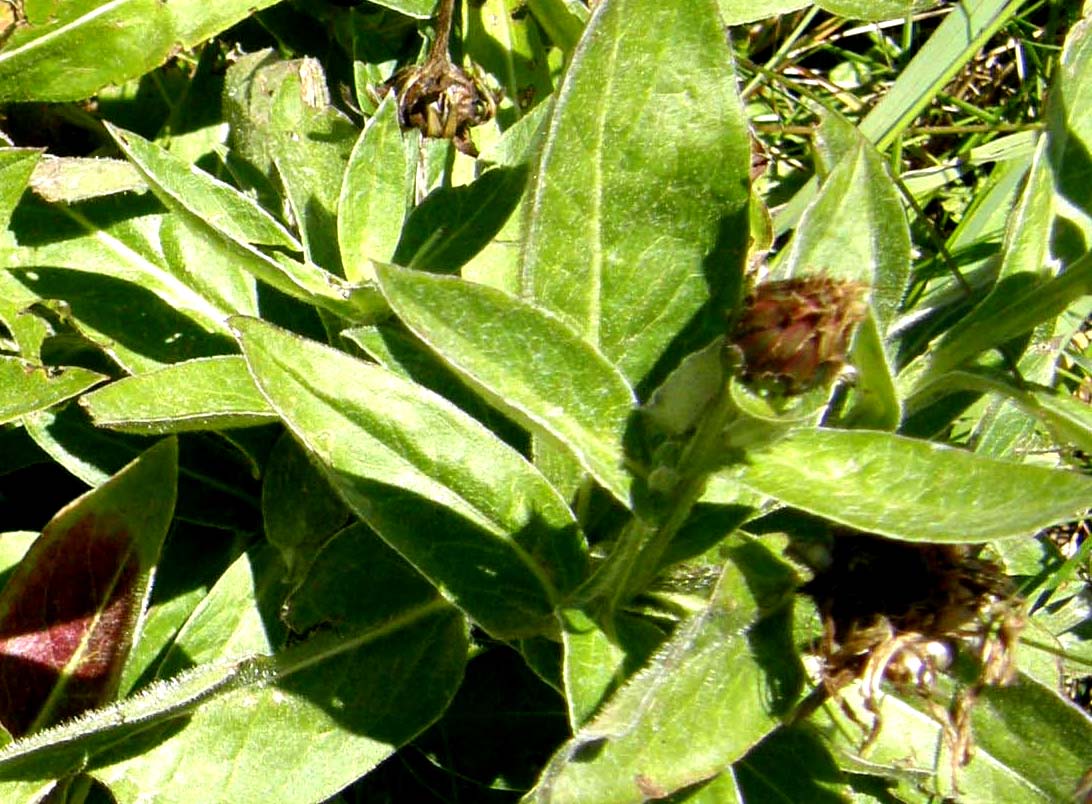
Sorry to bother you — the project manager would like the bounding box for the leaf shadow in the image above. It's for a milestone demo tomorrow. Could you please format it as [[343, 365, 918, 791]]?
[[9, 268, 236, 366]]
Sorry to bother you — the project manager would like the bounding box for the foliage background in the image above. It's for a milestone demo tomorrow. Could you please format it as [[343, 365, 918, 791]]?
[[0, 0, 1091, 802]]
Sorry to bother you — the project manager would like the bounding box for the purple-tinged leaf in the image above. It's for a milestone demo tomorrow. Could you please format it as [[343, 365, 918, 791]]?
[[0, 439, 176, 736]]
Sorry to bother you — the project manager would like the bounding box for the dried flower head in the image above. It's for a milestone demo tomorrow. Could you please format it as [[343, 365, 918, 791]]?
[[732, 275, 869, 394], [378, 0, 496, 157], [382, 58, 496, 157], [799, 532, 1025, 787]]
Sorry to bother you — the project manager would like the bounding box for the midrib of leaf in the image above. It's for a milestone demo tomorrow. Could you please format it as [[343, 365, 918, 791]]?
[[57, 205, 228, 328], [585, 15, 620, 346], [27, 544, 138, 735]]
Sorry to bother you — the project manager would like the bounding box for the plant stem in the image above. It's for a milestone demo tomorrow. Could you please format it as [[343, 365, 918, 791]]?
[[430, 0, 456, 65], [595, 386, 742, 617]]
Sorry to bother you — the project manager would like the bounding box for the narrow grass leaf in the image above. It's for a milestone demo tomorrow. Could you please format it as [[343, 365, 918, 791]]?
[[521, 0, 751, 387], [728, 428, 1092, 542], [376, 262, 636, 507]]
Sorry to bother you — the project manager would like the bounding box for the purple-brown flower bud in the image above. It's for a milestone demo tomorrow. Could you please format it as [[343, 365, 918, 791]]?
[[731, 276, 868, 394]]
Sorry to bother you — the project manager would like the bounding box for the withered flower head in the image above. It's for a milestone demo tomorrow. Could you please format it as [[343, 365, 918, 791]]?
[[731, 275, 869, 394], [382, 57, 496, 157], [799, 531, 1025, 784]]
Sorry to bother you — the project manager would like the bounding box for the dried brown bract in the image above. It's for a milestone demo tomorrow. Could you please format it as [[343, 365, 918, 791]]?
[[731, 275, 868, 394], [799, 531, 1025, 784]]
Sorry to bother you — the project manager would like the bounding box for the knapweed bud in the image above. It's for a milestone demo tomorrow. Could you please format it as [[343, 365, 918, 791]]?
[[731, 276, 868, 394]]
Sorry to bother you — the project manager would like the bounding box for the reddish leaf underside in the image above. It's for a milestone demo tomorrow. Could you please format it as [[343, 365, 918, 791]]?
[[0, 514, 140, 736]]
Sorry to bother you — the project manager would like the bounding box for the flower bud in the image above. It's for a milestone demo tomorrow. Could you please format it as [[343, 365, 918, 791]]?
[[731, 276, 868, 394]]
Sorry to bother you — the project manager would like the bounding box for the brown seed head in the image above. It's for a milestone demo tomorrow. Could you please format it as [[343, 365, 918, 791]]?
[[732, 275, 869, 394], [382, 58, 496, 157]]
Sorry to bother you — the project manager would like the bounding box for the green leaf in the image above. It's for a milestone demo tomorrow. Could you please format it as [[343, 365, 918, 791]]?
[[716, 0, 810, 25], [910, 367, 1092, 455], [530, 537, 797, 802], [0, 0, 283, 103], [0, 358, 105, 426], [0, 438, 176, 736], [779, 114, 911, 342], [0, 148, 41, 227], [810, 670, 1092, 802], [7, 198, 236, 370], [375, 262, 636, 507], [735, 726, 852, 803], [521, 0, 751, 387], [559, 609, 663, 729], [0, 603, 466, 802], [154, 544, 287, 680], [106, 123, 297, 251], [921, 249, 1092, 383], [233, 317, 586, 638], [818, 0, 938, 21], [525, 0, 589, 52], [79, 356, 276, 434], [338, 95, 408, 281], [104, 125, 372, 321], [773, 0, 1022, 235], [727, 428, 1092, 542], [266, 59, 359, 277], [28, 157, 146, 204], [464, 0, 554, 126]]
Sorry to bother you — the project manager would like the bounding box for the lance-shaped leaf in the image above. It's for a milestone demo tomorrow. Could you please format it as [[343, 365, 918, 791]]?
[[104, 125, 373, 321], [0, 601, 466, 802], [0, 0, 283, 103], [530, 537, 798, 802], [376, 262, 636, 507], [0, 438, 177, 737], [0, 148, 41, 227], [521, 0, 751, 388], [338, 96, 408, 282], [233, 317, 586, 638], [0, 358, 105, 426], [79, 356, 276, 434], [726, 428, 1092, 543]]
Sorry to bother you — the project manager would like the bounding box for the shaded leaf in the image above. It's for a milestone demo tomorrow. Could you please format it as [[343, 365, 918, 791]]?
[[0, 439, 176, 736]]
